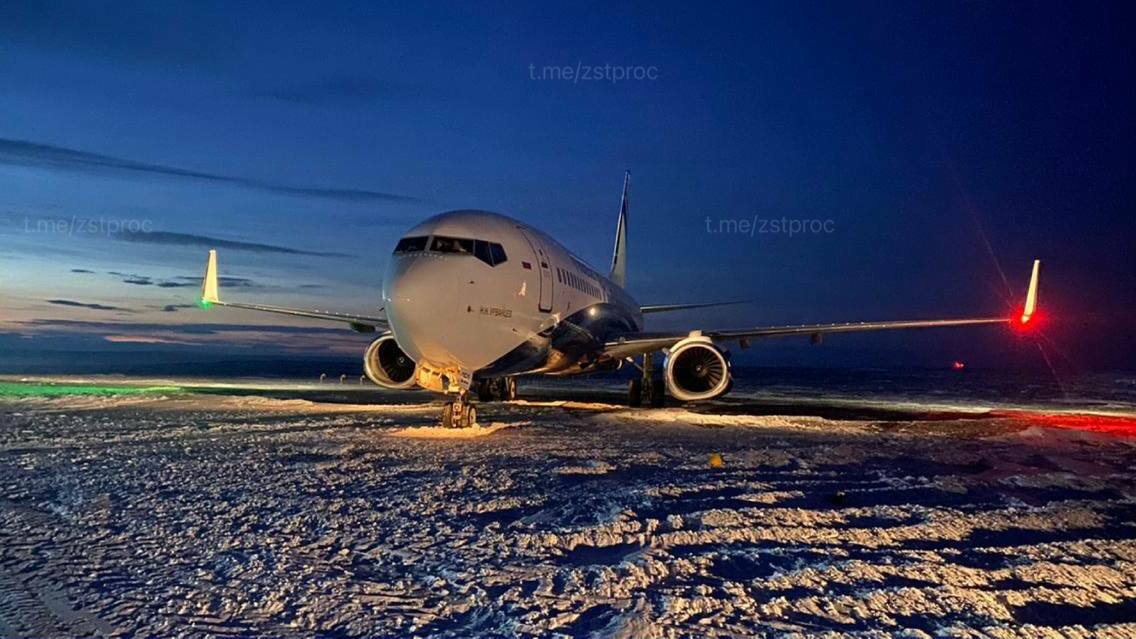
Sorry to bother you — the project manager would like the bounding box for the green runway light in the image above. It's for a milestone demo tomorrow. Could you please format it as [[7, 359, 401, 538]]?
[[197, 298, 213, 309], [0, 382, 182, 397]]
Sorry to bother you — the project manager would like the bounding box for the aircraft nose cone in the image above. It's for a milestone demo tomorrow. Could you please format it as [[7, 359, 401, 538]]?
[[383, 255, 521, 373], [383, 260, 433, 356], [383, 257, 475, 368]]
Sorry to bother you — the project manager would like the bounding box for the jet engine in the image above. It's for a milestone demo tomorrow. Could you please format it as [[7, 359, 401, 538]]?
[[664, 334, 732, 402], [363, 333, 418, 389]]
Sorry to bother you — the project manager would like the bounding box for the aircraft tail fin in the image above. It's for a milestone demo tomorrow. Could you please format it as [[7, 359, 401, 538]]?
[[610, 171, 629, 288]]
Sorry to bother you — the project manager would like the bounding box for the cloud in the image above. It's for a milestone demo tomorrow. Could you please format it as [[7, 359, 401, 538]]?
[[115, 229, 349, 257], [105, 270, 267, 290], [70, 268, 94, 273], [0, 2, 237, 68], [103, 334, 196, 345], [4, 318, 368, 356], [0, 138, 421, 204], [22, 318, 353, 336], [46, 299, 128, 312]]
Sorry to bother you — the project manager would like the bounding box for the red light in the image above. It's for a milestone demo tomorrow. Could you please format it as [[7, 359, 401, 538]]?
[[952, 360, 965, 370], [1010, 307, 1042, 334]]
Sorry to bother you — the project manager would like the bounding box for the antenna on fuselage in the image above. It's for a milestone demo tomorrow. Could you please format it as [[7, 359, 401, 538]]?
[[610, 170, 629, 288]]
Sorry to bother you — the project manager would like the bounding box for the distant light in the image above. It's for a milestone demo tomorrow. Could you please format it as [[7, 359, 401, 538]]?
[[588, 307, 598, 317], [952, 360, 966, 370]]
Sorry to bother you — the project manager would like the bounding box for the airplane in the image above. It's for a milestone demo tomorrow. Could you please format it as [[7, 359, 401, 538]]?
[[198, 172, 1042, 428]]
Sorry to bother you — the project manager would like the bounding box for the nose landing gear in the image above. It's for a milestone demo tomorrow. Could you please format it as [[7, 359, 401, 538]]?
[[441, 390, 478, 428]]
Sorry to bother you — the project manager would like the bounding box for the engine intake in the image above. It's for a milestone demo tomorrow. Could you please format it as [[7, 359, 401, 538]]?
[[664, 335, 732, 402], [363, 334, 418, 389]]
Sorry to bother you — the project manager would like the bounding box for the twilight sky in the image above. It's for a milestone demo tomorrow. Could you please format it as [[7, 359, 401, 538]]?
[[1, 1, 1133, 370]]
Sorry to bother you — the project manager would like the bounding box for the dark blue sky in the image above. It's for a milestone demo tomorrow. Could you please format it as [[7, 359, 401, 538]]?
[[1, 1, 1132, 370]]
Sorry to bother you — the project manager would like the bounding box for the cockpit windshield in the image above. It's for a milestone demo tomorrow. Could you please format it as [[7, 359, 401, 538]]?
[[393, 236, 428, 252], [393, 235, 508, 266], [431, 236, 474, 254]]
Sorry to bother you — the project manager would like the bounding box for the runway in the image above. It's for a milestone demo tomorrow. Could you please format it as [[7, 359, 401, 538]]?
[[1, 378, 1134, 637]]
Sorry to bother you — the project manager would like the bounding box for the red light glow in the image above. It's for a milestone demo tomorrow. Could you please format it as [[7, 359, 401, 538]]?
[[1010, 307, 1042, 334], [992, 410, 1136, 438], [952, 360, 966, 370]]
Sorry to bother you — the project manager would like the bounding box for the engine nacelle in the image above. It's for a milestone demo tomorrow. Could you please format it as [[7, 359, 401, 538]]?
[[664, 334, 732, 402], [363, 333, 418, 389]]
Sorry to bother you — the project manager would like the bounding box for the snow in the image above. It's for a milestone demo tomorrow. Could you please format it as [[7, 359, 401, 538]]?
[[0, 378, 1134, 637], [390, 422, 521, 439]]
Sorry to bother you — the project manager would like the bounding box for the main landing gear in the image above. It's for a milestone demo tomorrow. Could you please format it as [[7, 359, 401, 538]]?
[[628, 351, 665, 408], [475, 377, 517, 402]]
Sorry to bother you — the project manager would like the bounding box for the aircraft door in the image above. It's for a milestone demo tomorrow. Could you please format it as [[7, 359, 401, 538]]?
[[518, 229, 554, 312]]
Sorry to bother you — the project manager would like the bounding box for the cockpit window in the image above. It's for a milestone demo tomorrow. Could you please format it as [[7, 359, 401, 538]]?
[[473, 240, 508, 266], [431, 236, 474, 254], [489, 242, 507, 265], [393, 236, 428, 252], [474, 240, 493, 265]]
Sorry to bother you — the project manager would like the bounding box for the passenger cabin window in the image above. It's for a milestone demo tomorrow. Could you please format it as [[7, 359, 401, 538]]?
[[393, 236, 428, 252], [556, 265, 599, 296]]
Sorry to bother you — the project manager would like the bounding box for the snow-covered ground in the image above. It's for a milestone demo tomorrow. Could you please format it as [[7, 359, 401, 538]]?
[[1, 379, 1134, 637]]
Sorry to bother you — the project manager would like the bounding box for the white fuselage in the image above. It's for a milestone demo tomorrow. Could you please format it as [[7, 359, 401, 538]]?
[[381, 210, 642, 388]]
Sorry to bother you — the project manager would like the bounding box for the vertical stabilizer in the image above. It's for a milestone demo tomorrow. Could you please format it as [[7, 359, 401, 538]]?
[[610, 171, 630, 288]]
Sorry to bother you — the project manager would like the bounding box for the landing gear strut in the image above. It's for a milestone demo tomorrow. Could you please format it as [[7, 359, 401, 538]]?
[[628, 352, 666, 408], [441, 390, 477, 428]]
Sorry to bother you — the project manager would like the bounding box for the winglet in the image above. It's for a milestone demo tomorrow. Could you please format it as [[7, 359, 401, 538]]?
[[1019, 259, 1040, 324], [610, 171, 629, 289], [199, 249, 219, 308]]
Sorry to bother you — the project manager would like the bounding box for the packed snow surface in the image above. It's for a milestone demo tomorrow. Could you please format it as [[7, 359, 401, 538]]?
[[0, 378, 1134, 637]]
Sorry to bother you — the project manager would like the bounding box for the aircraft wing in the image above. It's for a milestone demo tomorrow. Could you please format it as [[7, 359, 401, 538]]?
[[197, 250, 387, 332], [604, 260, 1040, 360], [640, 300, 749, 314]]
